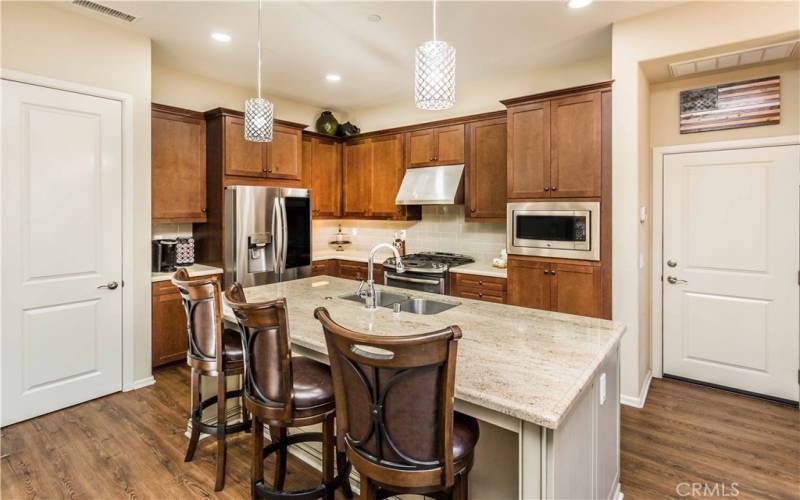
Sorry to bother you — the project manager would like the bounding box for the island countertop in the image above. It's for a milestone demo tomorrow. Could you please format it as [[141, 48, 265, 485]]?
[[222, 276, 625, 429]]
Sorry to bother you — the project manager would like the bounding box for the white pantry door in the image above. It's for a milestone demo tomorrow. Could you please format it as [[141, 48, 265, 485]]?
[[1, 80, 123, 426], [663, 145, 799, 402]]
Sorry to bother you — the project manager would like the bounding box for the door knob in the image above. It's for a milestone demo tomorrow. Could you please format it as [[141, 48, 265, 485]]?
[[98, 281, 119, 290], [666, 276, 687, 285], [667, 260, 677, 268]]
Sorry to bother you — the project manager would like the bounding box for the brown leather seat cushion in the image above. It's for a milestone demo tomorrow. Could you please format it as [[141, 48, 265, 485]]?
[[453, 411, 480, 464], [222, 329, 243, 362], [291, 356, 335, 417]]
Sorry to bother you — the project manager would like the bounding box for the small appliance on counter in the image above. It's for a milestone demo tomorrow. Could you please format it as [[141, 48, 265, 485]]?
[[176, 237, 195, 266], [329, 224, 351, 252], [152, 239, 178, 272]]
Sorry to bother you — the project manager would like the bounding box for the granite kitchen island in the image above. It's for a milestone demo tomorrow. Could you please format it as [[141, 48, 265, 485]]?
[[222, 276, 625, 499]]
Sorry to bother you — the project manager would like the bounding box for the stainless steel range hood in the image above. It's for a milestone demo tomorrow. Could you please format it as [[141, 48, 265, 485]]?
[[395, 164, 465, 205]]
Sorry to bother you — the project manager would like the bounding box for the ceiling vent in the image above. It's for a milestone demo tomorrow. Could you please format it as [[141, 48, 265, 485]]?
[[669, 40, 799, 78], [71, 0, 137, 23]]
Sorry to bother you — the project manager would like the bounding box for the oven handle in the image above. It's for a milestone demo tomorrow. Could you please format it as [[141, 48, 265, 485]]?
[[386, 275, 441, 286]]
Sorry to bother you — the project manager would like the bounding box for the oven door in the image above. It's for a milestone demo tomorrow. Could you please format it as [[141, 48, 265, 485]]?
[[384, 272, 445, 294]]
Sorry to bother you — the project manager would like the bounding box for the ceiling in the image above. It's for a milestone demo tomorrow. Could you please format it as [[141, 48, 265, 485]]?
[[63, 1, 675, 110]]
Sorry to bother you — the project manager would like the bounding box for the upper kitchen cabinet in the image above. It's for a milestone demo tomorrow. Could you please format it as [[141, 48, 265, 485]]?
[[466, 116, 507, 219], [503, 82, 610, 200], [404, 123, 465, 168], [370, 133, 406, 218], [342, 138, 372, 217], [151, 104, 207, 223], [205, 108, 306, 186], [304, 134, 341, 218]]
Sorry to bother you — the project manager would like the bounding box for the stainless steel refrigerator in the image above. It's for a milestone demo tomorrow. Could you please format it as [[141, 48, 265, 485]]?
[[224, 186, 312, 288]]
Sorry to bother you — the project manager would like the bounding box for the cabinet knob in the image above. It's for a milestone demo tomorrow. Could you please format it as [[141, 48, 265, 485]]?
[[478, 280, 483, 285], [551, 186, 558, 191], [544, 187, 550, 192], [479, 293, 483, 297], [201, 208, 207, 213], [470, 208, 476, 213]]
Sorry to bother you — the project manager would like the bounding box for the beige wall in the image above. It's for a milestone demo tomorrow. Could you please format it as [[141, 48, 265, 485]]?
[[152, 64, 346, 127], [650, 60, 799, 147], [612, 0, 800, 400], [349, 57, 610, 132], [1, 1, 153, 383]]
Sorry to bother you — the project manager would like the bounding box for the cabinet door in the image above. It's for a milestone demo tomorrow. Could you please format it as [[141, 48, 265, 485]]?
[[342, 140, 372, 216], [435, 124, 465, 165], [507, 101, 550, 199], [467, 118, 507, 219], [507, 258, 551, 310], [151, 282, 188, 367], [338, 261, 367, 281], [550, 92, 601, 198], [370, 134, 404, 218], [311, 260, 331, 276], [151, 106, 206, 222], [551, 263, 602, 318], [309, 137, 341, 217], [267, 125, 302, 180], [224, 116, 266, 178], [406, 128, 436, 167]]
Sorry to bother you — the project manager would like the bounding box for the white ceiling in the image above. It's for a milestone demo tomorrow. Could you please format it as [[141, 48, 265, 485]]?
[[64, 1, 675, 109]]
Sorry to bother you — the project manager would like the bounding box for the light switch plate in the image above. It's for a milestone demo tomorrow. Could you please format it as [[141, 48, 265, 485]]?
[[599, 373, 607, 405]]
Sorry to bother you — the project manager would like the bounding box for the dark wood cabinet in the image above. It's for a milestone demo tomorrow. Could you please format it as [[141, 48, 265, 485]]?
[[342, 139, 372, 217], [336, 261, 383, 283], [311, 259, 339, 277], [466, 117, 507, 219], [404, 124, 464, 168], [504, 85, 605, 199], [268, 125, 303, 180], [305, 135, 341, 217], [450, 273, 507, 304], [151, 104, 207, 223], [223, 115, 266, 178], [370, 134, 405, 218], [507, 257, 602, 318], [151, 279, 192, 367]]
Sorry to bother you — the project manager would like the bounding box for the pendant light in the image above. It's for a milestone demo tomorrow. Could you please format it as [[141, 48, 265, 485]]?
[[244, 0, 273, 142], [414, 0, 456, 110]]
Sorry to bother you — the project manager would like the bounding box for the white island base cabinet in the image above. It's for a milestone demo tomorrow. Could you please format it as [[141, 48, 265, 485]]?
[[286, 344, 621, 500]]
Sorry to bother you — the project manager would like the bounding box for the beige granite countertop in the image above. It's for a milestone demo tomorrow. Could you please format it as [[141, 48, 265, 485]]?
[[152, 263, 223, 283], [449, 261, 508, 279], [222, 276, 624, 429]]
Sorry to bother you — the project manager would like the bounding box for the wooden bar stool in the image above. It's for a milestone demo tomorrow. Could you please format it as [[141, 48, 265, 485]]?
[[224, 283, 353, 500], [314, 307, 479, 500], [172, 269, 251, 491]]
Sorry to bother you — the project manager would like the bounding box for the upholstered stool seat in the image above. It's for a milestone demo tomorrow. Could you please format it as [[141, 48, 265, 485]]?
[[453, 412, 480, 466], [290, 357, 336, 417], [221, 329, 244, 362]]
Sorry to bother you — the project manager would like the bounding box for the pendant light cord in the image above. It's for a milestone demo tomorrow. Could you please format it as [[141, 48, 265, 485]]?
[[257, 0, 262, 98], [432, 0, 437, 41]]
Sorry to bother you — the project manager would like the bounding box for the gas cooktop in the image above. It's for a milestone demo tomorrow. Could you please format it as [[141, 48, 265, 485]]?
[[383, 251, 475, 274]]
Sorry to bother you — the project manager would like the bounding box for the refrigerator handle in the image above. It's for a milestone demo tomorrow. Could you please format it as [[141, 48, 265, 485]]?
[[271, 197, 281, 275], [279, 196, 288, 274]]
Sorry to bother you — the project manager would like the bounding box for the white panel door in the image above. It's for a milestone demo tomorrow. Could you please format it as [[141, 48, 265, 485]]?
[[663, 145, 799, 401], [2, 79, 123, 425]]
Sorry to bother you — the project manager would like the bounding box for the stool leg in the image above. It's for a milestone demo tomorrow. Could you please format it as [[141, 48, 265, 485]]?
[[251, 415, 264, 500], [338, 451, 353, 499], [184, 368, 201, 462], [241, 373, 251, 432], [322, 414, 335, 499], [215, 371, 228, 491], [359, 476, 374, 500], [269, 426, 287, 491]]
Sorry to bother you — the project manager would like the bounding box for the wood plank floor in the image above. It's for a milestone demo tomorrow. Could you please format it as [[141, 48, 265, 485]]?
[[3, 365, 798, 499], [621, 378, 799, 500]]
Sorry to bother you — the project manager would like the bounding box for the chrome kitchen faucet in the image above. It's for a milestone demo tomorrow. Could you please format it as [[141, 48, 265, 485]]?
[[358, 243, 405, 309]]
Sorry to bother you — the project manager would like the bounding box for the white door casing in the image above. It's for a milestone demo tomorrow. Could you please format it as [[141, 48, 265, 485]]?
[[662, 145, 800, 402], [2, 79, 124, 425]]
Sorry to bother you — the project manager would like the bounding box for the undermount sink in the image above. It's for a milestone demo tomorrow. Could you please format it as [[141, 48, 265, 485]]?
[[339, 290, 410, 308], [397, 298, 460, 315]]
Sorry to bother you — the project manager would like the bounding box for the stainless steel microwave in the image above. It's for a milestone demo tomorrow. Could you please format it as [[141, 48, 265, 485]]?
[[506, 201, 600, 261]]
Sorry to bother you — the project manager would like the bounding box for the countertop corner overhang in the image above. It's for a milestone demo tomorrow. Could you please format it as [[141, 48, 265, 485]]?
[[222, 276, 624, 429]]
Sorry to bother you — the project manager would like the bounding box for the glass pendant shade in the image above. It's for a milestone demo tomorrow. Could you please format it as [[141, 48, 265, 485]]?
[[415, 40, 456, 110], [244, 97, 273, 142]]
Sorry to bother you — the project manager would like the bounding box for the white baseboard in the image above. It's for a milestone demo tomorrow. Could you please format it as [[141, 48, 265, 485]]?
[[131, 376, 156, 390], [620, 370, 652, 408], [612, 482, 623, 500]]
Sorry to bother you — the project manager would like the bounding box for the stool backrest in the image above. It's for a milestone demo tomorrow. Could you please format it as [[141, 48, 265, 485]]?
[[172, 268, 224, 366], [314, 306, 462, 488], [224, 283, 293, 423]]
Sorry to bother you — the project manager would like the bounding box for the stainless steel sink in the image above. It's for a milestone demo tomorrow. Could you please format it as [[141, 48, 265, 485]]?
[[397, 298, 460, 315], [339, 290, 410, 307]]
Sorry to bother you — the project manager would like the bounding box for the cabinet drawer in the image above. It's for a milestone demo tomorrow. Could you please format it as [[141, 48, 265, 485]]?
[[452, 286, 506, 304], [311, 260, 332, 276], [452, 273, 507, 292], [337, 261, 383, 282]]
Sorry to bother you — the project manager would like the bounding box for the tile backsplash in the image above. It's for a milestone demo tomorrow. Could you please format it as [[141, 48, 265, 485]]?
[[313, 205, 506, 263], [152, 223, 193, 240]]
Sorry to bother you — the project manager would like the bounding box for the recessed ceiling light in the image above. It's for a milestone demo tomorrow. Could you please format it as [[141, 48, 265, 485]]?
[[567, 0, 592, 8], [325, 74, 342, 82], [367, 14, 382, 22], [211, 32, 231, 43]]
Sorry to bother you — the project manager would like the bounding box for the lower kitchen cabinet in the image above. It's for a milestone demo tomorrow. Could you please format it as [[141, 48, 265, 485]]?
[[311, 259, 339, 277], [507, 257, 602, 318], [151, 280, 188, 367], [313, 259, 382, 283], [450, 273, 507, 304]]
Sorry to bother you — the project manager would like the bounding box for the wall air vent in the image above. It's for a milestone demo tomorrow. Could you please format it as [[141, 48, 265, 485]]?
[[71, 0, 137, 22], [669, 40, 799, 78]]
